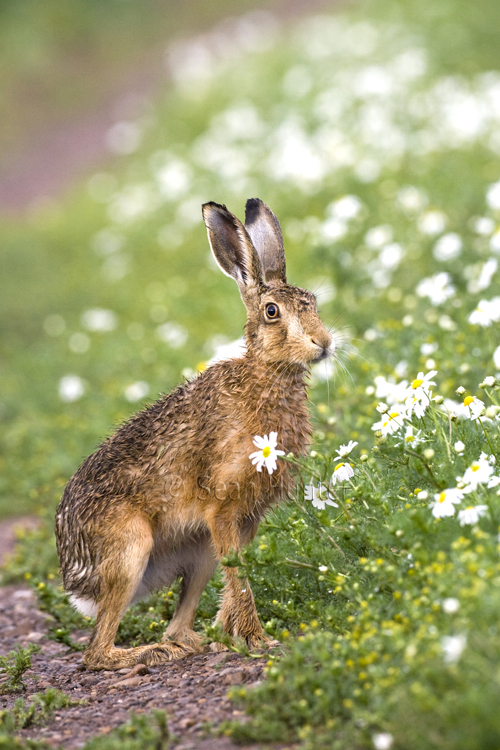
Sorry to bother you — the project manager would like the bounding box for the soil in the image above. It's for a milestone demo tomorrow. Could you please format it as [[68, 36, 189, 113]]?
[[0, 521, 290, 749]]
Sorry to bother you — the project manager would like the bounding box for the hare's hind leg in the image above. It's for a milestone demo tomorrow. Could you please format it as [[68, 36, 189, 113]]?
[[83, 516, 189, 671], [162, 533, 218, 651]]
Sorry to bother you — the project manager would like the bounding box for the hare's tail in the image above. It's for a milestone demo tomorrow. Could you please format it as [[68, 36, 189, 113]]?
[[70, 594, 98, 618]]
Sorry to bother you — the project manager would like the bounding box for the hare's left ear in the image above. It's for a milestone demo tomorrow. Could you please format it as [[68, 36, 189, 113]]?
[[202, 201, 262, 290], [245, 198, 287, 283]]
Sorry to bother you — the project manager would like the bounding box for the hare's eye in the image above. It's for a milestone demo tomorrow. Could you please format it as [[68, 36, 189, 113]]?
[[265, 303, 280, 320]]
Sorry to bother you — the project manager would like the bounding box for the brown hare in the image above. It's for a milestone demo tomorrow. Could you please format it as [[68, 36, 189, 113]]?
[[55, 198, 334, 670]]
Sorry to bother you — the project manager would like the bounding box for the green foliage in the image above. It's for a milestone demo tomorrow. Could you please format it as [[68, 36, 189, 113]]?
[[82, 711, 169, 750], [30, 580, 88, 651], [221, 394, 500, 748], [0, 689, 80, 730], [0, 646, 40, 694], [0, 513, 58, 584], [0, 735, 50, 750], [2, 0, 500, 746]]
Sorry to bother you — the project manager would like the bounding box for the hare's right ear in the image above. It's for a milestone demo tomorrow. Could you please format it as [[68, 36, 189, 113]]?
[[202, 202, 262, 289], [244, 198, 287, 283]]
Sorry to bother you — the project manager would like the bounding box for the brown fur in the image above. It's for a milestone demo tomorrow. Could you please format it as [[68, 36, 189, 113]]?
[[55, 198, 334, 670]]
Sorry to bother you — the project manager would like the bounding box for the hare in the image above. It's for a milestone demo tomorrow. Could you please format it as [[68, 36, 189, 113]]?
[[55, 198, 334, 670]]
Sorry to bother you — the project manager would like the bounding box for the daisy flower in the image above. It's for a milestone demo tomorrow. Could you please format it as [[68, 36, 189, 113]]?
[[468, 297, 500, 327], [462, 454, 494, 492], [335, 440, 358, 459], [305, 482, 338, 510], [441, 634, 466, 664], [405, 370, 437, 418], [416, 272, 455, 306], [494, 345, 500, 369], [430, 488, 464, 518], [249, 432, 285, 475], [372, 733, 394, 750], [374, 375, 409, 405], [331, 462, 354, 484], [442, 598, 460, 614], [372, 406, 407, 436], [480, 376, 497, 387], [397, 425, 424, 446], [458, 505, 488, 526], [463, 395, 485, 420]]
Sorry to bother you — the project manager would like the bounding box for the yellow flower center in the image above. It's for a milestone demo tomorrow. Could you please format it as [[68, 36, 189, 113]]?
[[412, 378, 423, 389], [439, 492, 447, 503], [405, 435, 415, 442], [471, 463, 480, 472], [464, 396, 474, 407], [334, 462, 345, 471], [389, 412, 399, 419], [262, 447, 271, 458]]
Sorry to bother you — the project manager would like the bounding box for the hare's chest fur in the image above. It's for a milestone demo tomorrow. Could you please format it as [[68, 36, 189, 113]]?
[[147, 357, 311, 519]]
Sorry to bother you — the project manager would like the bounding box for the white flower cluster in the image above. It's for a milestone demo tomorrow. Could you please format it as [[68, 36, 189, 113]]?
[[468, 296, 500, 327], [368, 366, 499, 525], [306, 441, 358, 510], [430, 452, 499, 524], [371, 370, 437, 437], [372, 369, 498, 436]]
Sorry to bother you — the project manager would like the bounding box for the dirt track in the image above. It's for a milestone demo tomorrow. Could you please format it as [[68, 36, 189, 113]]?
[[0, 581, 289, 748]]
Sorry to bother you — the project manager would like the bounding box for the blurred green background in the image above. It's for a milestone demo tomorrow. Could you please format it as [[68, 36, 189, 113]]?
[[1, 0, 500, 520], [0, 0, 324, 518]]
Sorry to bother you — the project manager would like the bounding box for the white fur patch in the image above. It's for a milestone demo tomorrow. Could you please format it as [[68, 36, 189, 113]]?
[[70, 595, 97, 618]]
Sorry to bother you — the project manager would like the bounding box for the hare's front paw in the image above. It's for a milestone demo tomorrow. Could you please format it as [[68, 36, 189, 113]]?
[[162, 627, 205, 653], [137, 641, 193, 666], [83, 641, 193, 670]]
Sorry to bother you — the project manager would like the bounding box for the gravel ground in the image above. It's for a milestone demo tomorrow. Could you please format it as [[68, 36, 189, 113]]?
[[0, 579, 289, 748]]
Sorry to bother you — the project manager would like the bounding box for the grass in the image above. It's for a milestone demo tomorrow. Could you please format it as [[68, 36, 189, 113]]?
[[1, 0, 500, 747], [0, 646, 40, 694], [0, 689, 80, 730]]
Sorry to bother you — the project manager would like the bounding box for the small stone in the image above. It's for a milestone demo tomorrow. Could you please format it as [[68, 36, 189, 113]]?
[[37, 680, 53, 690], [78, 675, 99, 687], [110, 676, 144, 688], [177, 717, 196, 730], [26, 631, 45, 642], [204, 673, 219, 685], [205, 653, 230, 667], [223, 669, 245, 685]]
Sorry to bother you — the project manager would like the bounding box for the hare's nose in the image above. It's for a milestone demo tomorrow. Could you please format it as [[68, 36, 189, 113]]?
[[311, 333, 333, 358]]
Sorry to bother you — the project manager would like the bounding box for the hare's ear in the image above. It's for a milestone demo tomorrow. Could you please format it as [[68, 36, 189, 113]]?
[[202, 202, 262, 288], [244, 198, 287, 283]]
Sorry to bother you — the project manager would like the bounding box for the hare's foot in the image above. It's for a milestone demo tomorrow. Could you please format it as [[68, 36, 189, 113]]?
[[162, 626, 205, 653], [83, 640, 192, 671], [137, 640, 193, 665]]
